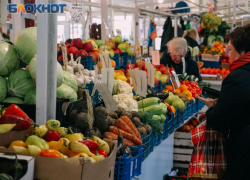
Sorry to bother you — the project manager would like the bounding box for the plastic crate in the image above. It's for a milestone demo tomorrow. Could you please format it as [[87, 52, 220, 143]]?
[[126, 54, 136, 65], [111, 52, 127, 70], [81, 82, 103, 105], [179, 108, 188, 125], [201, 54, 221, 61], [201, 60, 220, 68], [164, 115, 173, 138], [173, 109, 179, 129], [141, 130, 153, 161], [147, 80, 163, 93], [114, 145, 143, 180]]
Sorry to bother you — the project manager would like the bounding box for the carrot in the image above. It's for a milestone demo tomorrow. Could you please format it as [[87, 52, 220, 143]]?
[[115, 118, 135, 136], [120, 116, 141, 139], [109, 126, 142, 145], [104, 132, 135, 147]]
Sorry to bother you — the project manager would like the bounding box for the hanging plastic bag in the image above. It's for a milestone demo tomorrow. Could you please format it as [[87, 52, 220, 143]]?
[[188, 124, 227, 180]]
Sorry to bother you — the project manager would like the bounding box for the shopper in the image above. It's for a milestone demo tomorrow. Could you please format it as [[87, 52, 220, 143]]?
[[160, 37, 201, 81], [0, 27, 13, 45], [182, 29, 199, 48], [198, 24, 250, 180]]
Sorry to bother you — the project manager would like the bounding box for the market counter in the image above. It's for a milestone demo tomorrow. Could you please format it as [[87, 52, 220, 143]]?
[[203, 80, 222, 91]]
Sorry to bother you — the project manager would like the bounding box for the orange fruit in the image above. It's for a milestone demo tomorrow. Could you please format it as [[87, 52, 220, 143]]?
[[179, 85, 187, 92], [182, 90, 192, 97], [165, 85, 174, 92], [162, 89, 169, 93], [175, 89, 181, 93]]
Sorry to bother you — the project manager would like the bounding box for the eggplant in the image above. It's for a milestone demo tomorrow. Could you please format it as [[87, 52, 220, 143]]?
[[146, 92, 169, 100]]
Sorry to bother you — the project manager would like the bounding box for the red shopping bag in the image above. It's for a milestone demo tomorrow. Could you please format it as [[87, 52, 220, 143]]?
[[188, 125, 227, 180]]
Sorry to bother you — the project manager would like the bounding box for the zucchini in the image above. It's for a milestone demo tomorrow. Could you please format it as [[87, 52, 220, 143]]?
[[194, 77, 199, 82], [159, 103, 168, 114], [160, 114, 166, 123], [151, 115, 162, 122], [138, 97, 160, 109], [184, 75, 189, 80], [189, 75, 195, 81], [139, 104, 164, 115]]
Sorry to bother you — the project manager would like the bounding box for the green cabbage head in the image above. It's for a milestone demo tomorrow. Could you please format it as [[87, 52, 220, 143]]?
[[57, 84, 77, 102], [0, 76, 7, 101]]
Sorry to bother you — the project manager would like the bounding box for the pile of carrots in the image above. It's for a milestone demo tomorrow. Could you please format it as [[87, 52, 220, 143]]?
[[104, 116, 142, 146]]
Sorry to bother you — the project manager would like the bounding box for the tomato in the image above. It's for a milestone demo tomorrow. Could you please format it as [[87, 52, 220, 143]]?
[[190, 81, 197, 87], [203, 69, 208, 74], [207, 69, 212, 74]]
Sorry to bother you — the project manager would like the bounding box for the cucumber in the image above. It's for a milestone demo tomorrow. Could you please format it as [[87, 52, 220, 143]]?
[[160, 114, 166, 123], [138, 97, 160, 109], [159, 103, 168, 114], [184, 75, 189, 80], [189, 75, 195, 81], [139, 104, 165, 115]]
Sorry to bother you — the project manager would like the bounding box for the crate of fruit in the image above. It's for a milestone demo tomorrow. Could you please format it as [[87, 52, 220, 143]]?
[[111, 52, 127, 70], [114, 145, 143, 180], [202, 54, 221, 62]]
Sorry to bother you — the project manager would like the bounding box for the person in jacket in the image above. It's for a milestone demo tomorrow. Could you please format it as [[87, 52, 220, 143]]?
[[160, 37, 201, 81], [0, 27, 13, 45], [182, 29, 199, 48], [198, 24, 250, 180]]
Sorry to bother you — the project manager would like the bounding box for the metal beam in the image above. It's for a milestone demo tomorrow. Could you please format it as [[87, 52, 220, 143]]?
[[63, 0, 101, 8], [108, 5, 136, 13], [185, 0, 207, 9], [101, 0, 108, 42], [139, 8, 177, 17], [137, 0, 182, 7], [233, 0, 238, 29]]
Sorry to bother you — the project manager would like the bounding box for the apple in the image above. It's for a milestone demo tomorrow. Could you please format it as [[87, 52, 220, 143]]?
[[222, 59, 226, 63], [157, 64, 165, 69], [154, 76, 159, 86], [118, 43, 127, 51], [113, 35, 122, 44], [155, 70, 162, 77], [126, 47, 134, 56], [122, 42, 130, 48], [66, 38, 72, 44], [67, 47, 78, 58], [160, 74, 168, 84], [109, 50, 115, 58], [83, 42, 94, 52], [99, 45, 111, 51], [135, 61, 145, 70], [76, 49, 88, 60], [65, 42, 71, 49], [88, 52, 98, 61], [71, 38, 83, 49], [113, 48, 122, 56], [105, 40, 115, 49], [86, 39, 98, 49], [95, 40, 104, 48], [58, 55, 63, 61], [82, 39, 86, 44], [126, 64, 135, 70], [160, 66, 167, 74]]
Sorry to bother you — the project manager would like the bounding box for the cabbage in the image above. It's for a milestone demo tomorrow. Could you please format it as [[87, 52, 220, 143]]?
[[63, 71, 78, 92], [57, 84, 77, 102], [24, 89, 36, 104], [7, 69, 36, 98], [14, 27, 37, 64], [2, 97, 24, 104], [29, 55, 64, 87], [0, 76, 7, 101], [0, 42, 19, 76]]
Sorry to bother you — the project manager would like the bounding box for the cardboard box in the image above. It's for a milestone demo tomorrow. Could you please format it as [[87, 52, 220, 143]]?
[[0, 140, 117, 180], [0, 126, 34, 148], [0, 152, 35, 180]]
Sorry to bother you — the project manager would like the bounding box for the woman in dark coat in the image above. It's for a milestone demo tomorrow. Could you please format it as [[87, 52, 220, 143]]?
[[160, 37, 202, 81], [182, 29, 199, 48], [198, 24, 250, 180]]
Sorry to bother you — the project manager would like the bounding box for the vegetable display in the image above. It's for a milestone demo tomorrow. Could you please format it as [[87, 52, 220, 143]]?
[[0, 76, 7, 102]]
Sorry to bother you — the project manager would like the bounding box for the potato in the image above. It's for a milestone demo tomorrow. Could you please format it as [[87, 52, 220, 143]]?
[[108, 112, 118, 119], [121, 112, 132, 120], [144, 125, 152, 135], [132, 117, 143, 128], [137, 126, 147, 137], [131, 111, 140, 118], [115, 107, 125, 117]]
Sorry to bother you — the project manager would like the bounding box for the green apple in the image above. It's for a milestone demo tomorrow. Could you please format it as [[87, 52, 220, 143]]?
[[99, 45, 111, 51], [95, 40, 104, 48], [82, 39, 86, 44], [113, 35, 122, 44], [118, 43, 126, 51]]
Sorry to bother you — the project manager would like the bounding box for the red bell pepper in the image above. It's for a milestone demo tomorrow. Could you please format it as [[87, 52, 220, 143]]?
[[79, 140, 99, 151], [45, 130, 61, 142], [91, 149, 107, 158], [4, 104, 29, 118], [0, 114, 31, 131]]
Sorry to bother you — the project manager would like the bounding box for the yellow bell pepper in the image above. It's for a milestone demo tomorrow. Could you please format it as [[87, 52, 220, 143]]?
[[46, 119, 60, 131], [0, 124, 16, 133], [65, 133, 83, 142], [93, 136, 110, 154], [13, 145, 28, 154], [55, 127, 68, 137], [59, 138, 70, 156], [27, 145, 41, 156], [69, 141, 94, 156], [48, 138, 63, 150], [91, 154, 105, 162], [9, 141, 26, 149], [34, 125, 48, 138]]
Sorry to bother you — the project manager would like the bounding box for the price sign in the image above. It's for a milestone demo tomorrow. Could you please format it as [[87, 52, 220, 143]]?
[[146, 63, 155, 88], [135, 43, 141, 58], [96, 83, 118, 112], [142, 39, 148, 55], [151, 50, 160, 65], [169, 69, 180, 89], [82, 90, 94, 128], [71, 3, 83, 23], [60, 41, 68, 65], [99, 53, 112, 68], [101, 68, 114, 94], [116, 29, 122, 37], [129, 69, 147, 97]]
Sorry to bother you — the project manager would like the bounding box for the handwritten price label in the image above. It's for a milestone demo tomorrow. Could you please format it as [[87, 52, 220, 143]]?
[[71, 3, 83, 22]]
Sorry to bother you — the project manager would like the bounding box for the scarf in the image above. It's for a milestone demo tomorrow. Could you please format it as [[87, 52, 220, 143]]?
[[229, 52, 250, 72]]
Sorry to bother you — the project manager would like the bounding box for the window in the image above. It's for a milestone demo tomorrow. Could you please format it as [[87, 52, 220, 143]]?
[[70, 24, 83, 39], [57, 25, 65, 43]]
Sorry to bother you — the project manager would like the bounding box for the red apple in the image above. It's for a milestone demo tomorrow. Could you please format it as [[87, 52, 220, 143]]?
[[113, 48, 122, 56], [126, 64, 135, 70], [66, 38, 72, 44], [221, 59, 226, 63], [162, 69, 168, 75], [76, 49, 88, 60], [157, 64, 165, 69], [83, 42, 94, 52], [154, 76, 159, 86], [58, 55, 68, 61], [135, 61, 145, 70], [88, 52, 98, 61], [67, 47, 79, 58], [65, 42, 71, 49], [105, 40, 115, 49], [71, 38, 83, 49], [160, 66, 166, 74]]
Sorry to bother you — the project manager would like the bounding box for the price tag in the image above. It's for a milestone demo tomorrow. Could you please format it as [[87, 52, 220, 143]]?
[[146, 63, 155, 88], [96, 83, 118, 112], [99, 53, 112, 68], [101, 68, 114, 93], [116, 29, 122, 37], [135, 43, 141, 58], [71, 3, 83, 23], [82, 90, 94, 129], [129, 69, 147, 97], [169, 69, 180, 89], [143, 39, 148, 55], [151, 50, 160, 65], [60, 41, 68, 65]]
